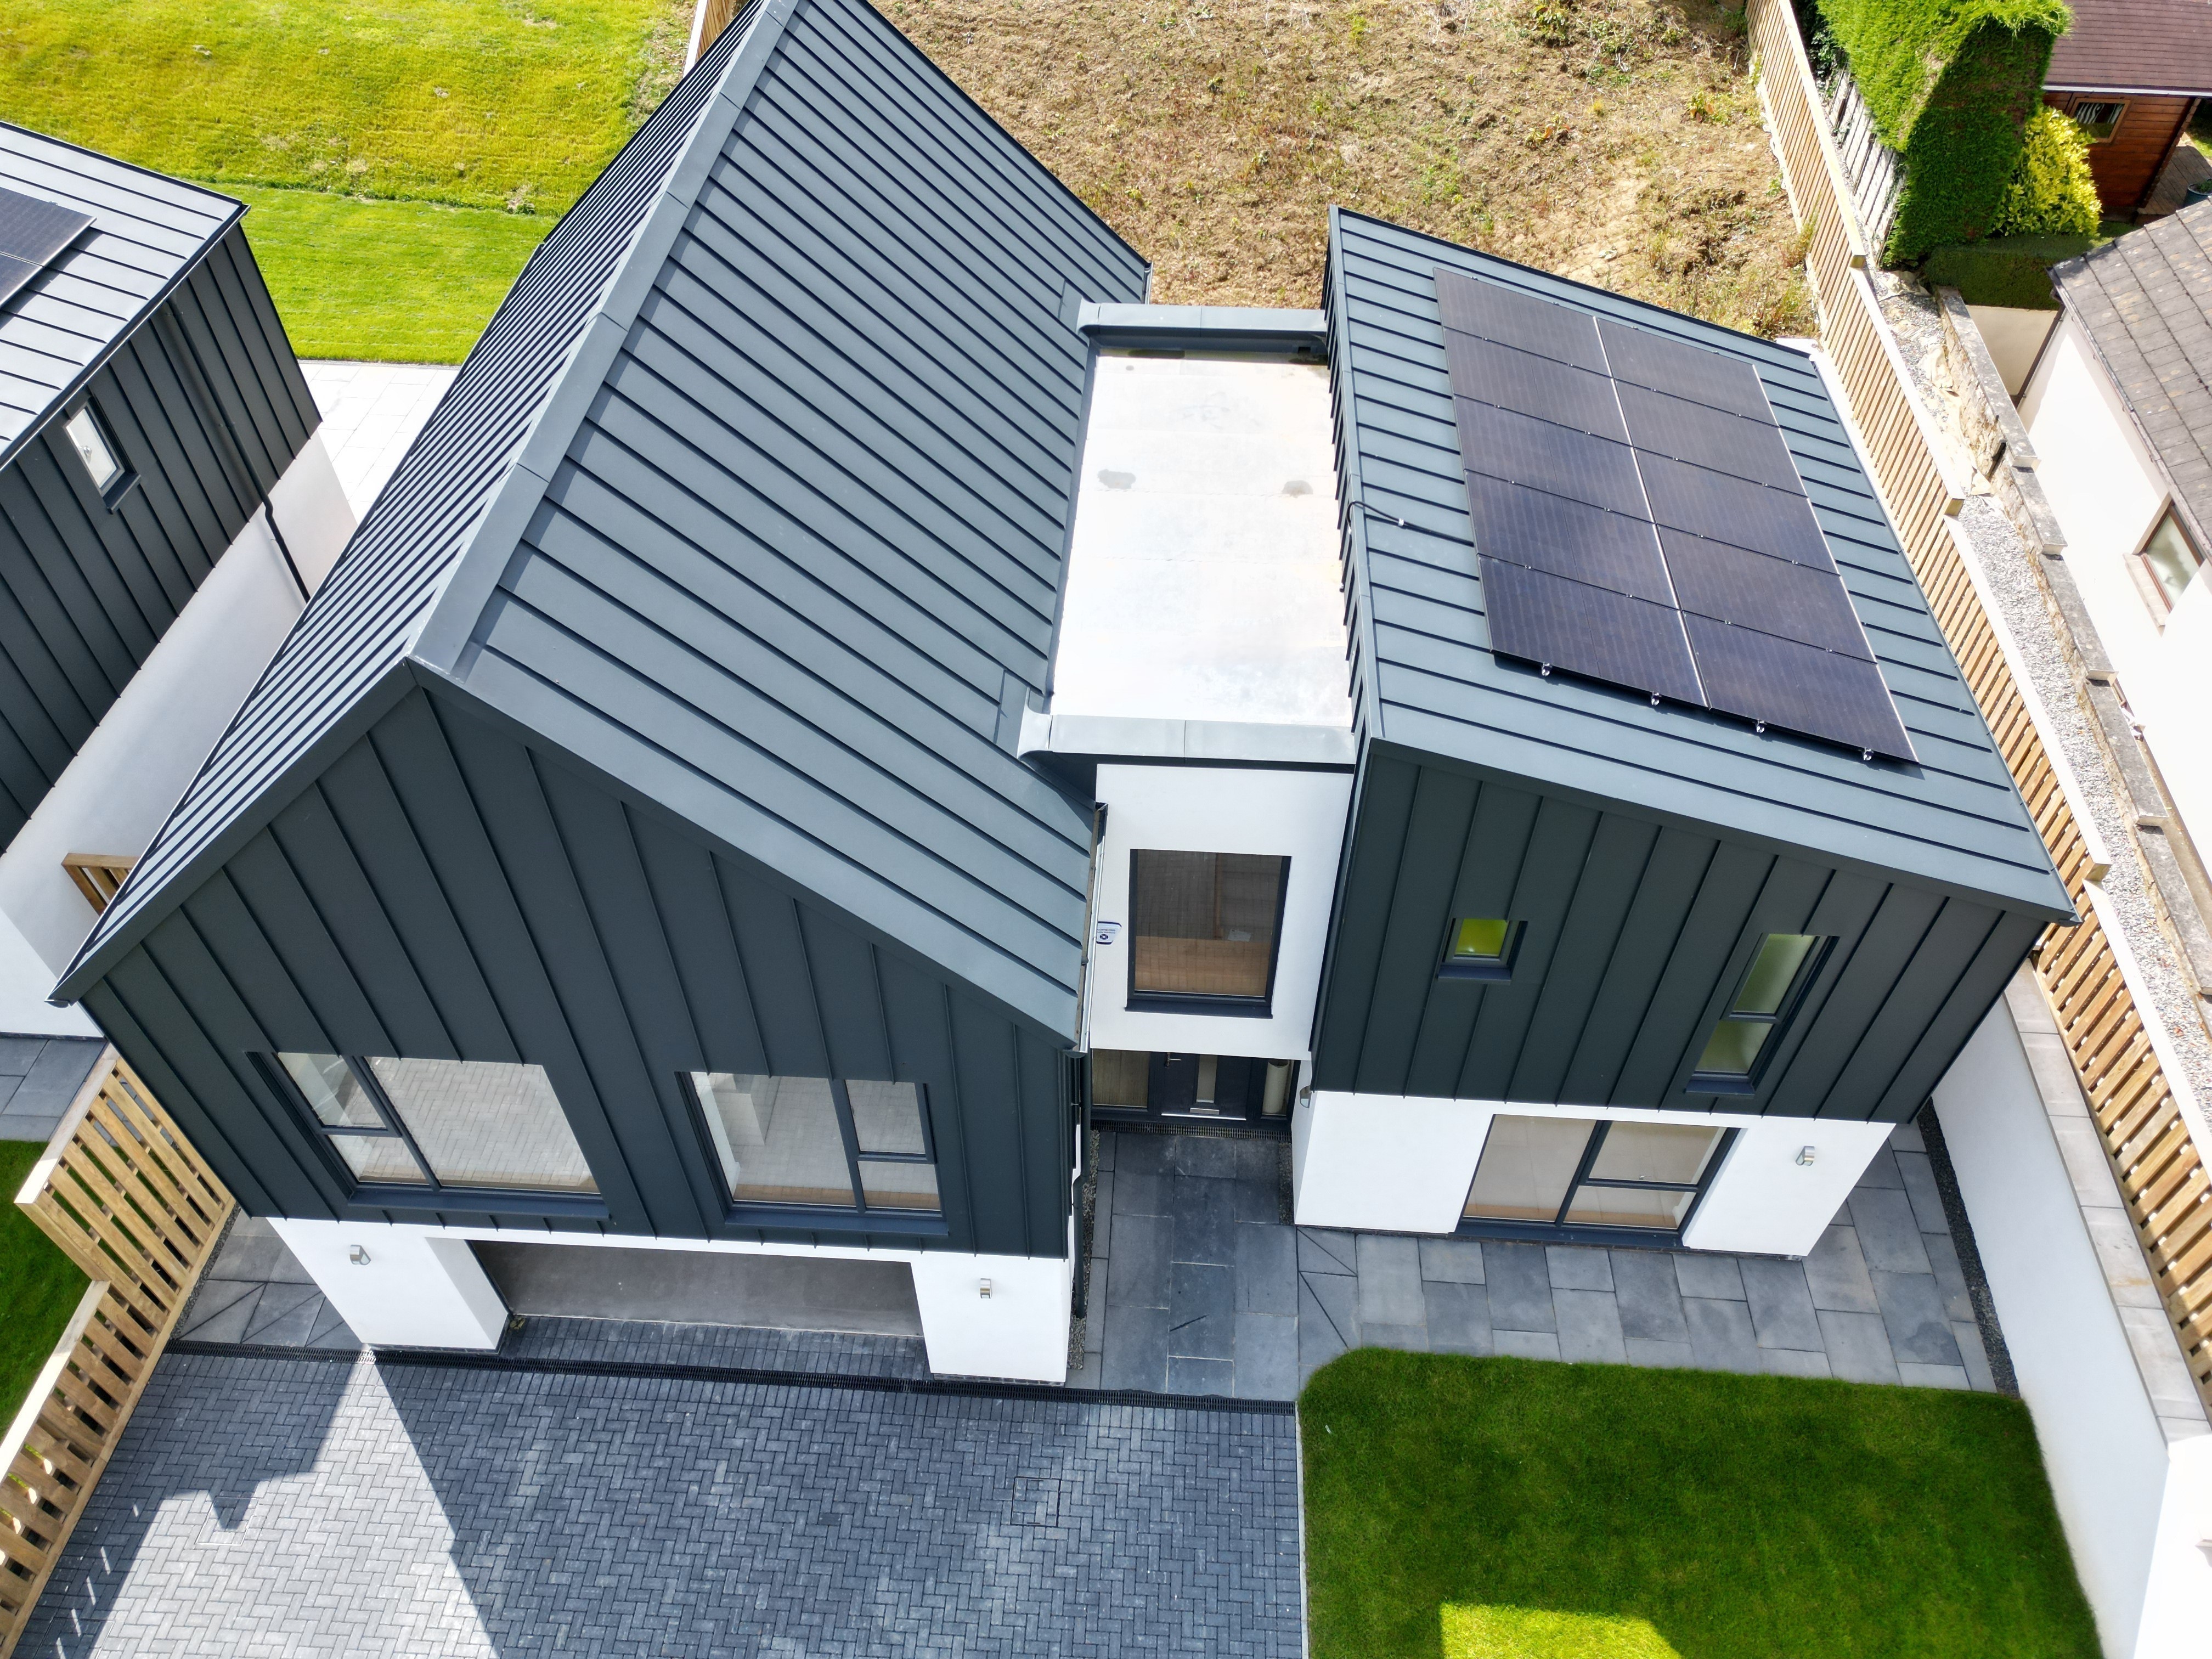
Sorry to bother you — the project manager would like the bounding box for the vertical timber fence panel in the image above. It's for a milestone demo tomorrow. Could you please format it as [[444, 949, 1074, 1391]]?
[[1748, 0, 2212, 1410], [0, 1048, 234, 1657]]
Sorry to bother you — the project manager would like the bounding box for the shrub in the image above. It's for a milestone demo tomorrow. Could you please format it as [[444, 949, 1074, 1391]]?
[[1813, 0, 2069, 263], [1993, 107, 2102, 236]]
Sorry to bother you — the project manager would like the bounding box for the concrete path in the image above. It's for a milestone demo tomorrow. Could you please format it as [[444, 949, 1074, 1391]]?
[[25, 1351, 1302, 1658], [301, 360, 459, 518]]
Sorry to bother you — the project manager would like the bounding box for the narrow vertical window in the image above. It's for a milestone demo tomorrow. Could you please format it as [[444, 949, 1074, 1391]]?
[[1691, 933, 1825, 1086], [63, 403, 123, 495]]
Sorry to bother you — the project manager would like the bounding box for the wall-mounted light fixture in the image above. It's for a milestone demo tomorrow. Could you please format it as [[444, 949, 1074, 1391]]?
[[979, 1278, 993, 1300], [1795, 1147, 1818, 1167], [348, 1244, 372, 1265]]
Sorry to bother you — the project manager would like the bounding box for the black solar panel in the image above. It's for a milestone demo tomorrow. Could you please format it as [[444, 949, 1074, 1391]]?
[[1436, 268, 1606, 373], [1616, 383, 1804, 494], [1598, 317, 1773, 421], [0, 186, 93, 312], [1465, 475, 1674, 602], [1482, 558, 1705, 705], [1447, 331, 1626, 441], [1435, 266, 1916, 762], [1682, 614, 1912, 758], [1660, 530, 1871, 660], [1455, 398, 1645, 517]]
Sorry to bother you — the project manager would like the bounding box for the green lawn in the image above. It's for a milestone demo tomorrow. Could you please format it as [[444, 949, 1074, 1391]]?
[[0, 1139, 89, 1433], [0, 0, 688, 359], [1301, 1350, 2098, 1659]]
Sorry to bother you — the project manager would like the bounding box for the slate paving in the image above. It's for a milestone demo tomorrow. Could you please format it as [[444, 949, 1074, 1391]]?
[[25, 1351, 1302, 1658], [0, 1034, 104, 1145]]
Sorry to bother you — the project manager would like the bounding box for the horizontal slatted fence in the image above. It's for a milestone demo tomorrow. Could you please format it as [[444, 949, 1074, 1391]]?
[[1748, 0, 2212, 1409], [1, 1049, 234, 1658]]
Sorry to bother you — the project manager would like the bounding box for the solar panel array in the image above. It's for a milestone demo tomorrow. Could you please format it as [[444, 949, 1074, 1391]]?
[[0, 185, 93, 313], [1435, 267, 1915, 762]]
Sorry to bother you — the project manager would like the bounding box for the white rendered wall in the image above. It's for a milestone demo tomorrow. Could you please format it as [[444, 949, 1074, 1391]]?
[[2021, 318, 2212, 847], [0, 435, 353, 994], [1291, 1088, 1888, 1256], [1085, 763, 1352, 1063], [1934, 986, 2212, 1659], [267, 1218, 1074, 1383]]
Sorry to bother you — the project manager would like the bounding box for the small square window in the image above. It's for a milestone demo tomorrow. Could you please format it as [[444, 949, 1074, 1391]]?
[[2070, 100, 2126, 143], [1440, 916, 1521, 980], [63, 404, 123, 495], [2138, 510, 2202, 611]]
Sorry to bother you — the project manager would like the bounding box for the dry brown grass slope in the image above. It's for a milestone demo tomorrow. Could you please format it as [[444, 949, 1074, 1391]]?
[[875, 0, 1813, 335]]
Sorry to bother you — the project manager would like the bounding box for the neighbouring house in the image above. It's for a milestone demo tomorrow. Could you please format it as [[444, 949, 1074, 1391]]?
[[47, 0, 2070, 1383], [0, 125, 349, 1129], [2043, 0, 2212, 218], [2019, 199, 2212, 844]]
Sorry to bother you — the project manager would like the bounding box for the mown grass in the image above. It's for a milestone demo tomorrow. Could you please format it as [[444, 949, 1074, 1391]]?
[[0, 1139, 88, 1432], [1302, 1350, 2098, 1659]]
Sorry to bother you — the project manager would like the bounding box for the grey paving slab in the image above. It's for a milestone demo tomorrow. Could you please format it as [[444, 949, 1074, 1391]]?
[[1894, 1150, 1950, 1234], [1609, 1250, 1690, 1342], [1299, 1276, 1352, 1383], [1889, 1116, 1926, 1153], [1855, 1145, 1905, 1189], [1418, 1238, 1486, 1283], [1485, 1242, 1558, 1333], [1161, 1134, 1246, 1180], [1296, 1228, 1358, 1277], [1871, 1270, 1963, 1367], [1818, 1309, 1903, 1384], [1115, 1134, 1169, 1176], [1234, 1223, 1297, 1315], [1803, 1224, 1880, 1313], [1167, 1178, 1237, 1267], [1234, 1313, 1299, 1400], [241, 1284, 325, 1347], [1169, 1262, 1234, 1360], [26, 1351, 1304, 1657], [1114, 1170, 1166, 1218], [210, 1218, 319, 1286], [1740, 1258, 1822, 1352], [1494, 1329, 1564, 1361], [1898, 1362, 1971, 1390], [1096, 1131, 1117, 1172], [1849, 1186, 1934, 1274], [1624, 1338, 1697, 1368], [1092, 1171, 1115, 1260], [1107, 1214, 1172, 1308], [1229, 1174, 1281, 1224], [1355, 1234, 1425, 1327], [1923, 1230, 1976, 1324], [1546, 1245, 1613, 1291], [1423, 1280, 1493, 1353], [1683, 1296, 1761, 1373], [1953, 1320, 1997, 1392], [1167, 1355, 1235, 1395], [1554, 1288, 1628, 1363], [1102, 1301, 1170, 1390], [178, 1280, 260, 1346], [1361, 1322, 1429, 1352], [1673, 1252, 1745, 1301], [1762, 1347, 1833, 1379]]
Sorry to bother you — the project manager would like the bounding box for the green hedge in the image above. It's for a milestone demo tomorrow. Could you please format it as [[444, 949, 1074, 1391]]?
[[1814, 0, 2069, 263], [1921, 232, 2099, 307]]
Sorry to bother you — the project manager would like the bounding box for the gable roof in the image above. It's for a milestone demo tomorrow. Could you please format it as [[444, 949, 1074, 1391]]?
[[0, 124, 242, 469], [2045, 0, 2212, 93], [57, 0, 1150, 1034], [1328, 211, 2072, 920], [2052, 197, 2212, 556]]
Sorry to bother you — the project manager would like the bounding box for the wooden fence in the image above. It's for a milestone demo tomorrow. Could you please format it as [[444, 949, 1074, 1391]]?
[[1748, 0, 2212, 1409], [0, 1050, 234, 1658]]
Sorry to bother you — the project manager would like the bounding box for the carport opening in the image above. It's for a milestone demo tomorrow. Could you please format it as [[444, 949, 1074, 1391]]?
[[470, 1241, 923, 1338]]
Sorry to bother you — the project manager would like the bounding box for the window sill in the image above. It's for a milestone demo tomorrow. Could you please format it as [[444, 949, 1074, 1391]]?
[[1125, 994, 1274, 1018], [1437, 962, 1514, 983], [719, 1203, 950, 1238], [1686, 1075, 1758, 1098], [345, 1184, 610, 1218]]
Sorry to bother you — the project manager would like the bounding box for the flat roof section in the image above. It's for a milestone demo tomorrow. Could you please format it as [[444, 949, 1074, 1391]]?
[[1048, 353, 1351, 742]]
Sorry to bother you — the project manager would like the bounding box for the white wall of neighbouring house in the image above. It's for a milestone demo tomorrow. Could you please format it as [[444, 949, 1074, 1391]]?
[[1933, 975, 2212, 1659], [2021, 316, 2212, 848], [1085, 763, 1352, 1065], [0, 433, 353, 1018]]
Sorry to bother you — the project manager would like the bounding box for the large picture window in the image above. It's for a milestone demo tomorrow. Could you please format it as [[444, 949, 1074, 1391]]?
[[272, 1053, 598, 1197], [1127, 850, 1288, 1012], [688, 1072, 940, 1217], [1462, 1115, 1733, 1237]]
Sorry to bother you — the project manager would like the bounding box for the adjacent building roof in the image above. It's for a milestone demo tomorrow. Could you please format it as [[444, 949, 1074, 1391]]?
[[2051, 196, 2212, 556], [1327, 211, 2072, 919], [2045, 0, 2212, 93], [58, 0, 1150, 1034], [0, 124, 244, 469]]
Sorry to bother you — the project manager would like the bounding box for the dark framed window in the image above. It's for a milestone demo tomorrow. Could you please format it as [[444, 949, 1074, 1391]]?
[[1127, 850, 1288, 1014], [2137, 509, 2202, 612], [267, 1052, 600, 1201], [1438, 916, 1522, 980], [687, 1072, 940, 1219], [2069, 99, 2126, 142], [1690, 933, 1827, 1090], [63, 401, 132, 505], [1461, 1114, 1735, 1238]]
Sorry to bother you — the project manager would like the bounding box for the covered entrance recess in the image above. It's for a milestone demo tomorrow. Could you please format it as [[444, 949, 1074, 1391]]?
[[472, 1240, 924, 1336], [1088, 1048, 1298, 1127], [1459, 1115, 1736, 1246]]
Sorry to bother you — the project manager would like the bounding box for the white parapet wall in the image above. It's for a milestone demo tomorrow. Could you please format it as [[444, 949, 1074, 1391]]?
[[267, 1218, 1076, 1384], [1933, 970, 2212, 1659], [1291, 1088, 1891, 1257]]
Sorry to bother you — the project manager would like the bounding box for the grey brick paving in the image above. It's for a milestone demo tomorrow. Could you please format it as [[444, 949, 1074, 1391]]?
[[26, 1352, 1302, 1657]]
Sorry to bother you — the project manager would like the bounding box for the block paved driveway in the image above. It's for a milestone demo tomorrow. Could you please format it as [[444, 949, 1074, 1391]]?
[[25, 1352, 1301, 1657]]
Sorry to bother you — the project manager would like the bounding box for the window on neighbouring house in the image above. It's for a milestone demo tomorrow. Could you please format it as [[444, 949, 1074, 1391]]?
[[1127, 850, 1287, 1009], [1691, 932, 1825, 1086], [1440, 916, 1522, 980], [272, 1052, 597, 1195], [2138, 509, 2202, 611], [688, 1072, 940, 1216], [2070, 100, 2126, 142], [63, 403, 123, 494]]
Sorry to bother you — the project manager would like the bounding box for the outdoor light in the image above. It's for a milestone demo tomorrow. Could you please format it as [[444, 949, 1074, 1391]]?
[[1796, 1147, 1818, 1166], [979, 1278, 993, 1300], [348, 1244, 371, 1266]]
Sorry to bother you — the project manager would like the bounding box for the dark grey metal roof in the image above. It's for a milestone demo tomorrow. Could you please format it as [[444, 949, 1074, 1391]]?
[[60, 0, 1149, 1035], [1329, 211, 2070, 919], [2052, 198, 2212, 560], [0, 123, 242, 468]]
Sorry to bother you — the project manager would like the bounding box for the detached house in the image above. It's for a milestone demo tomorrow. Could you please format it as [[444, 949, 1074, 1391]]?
[[50, 0, 2070, 1381]]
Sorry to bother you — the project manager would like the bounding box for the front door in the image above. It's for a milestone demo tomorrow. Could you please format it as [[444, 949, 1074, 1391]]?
[[1088, 1049, 1294, 1125]]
